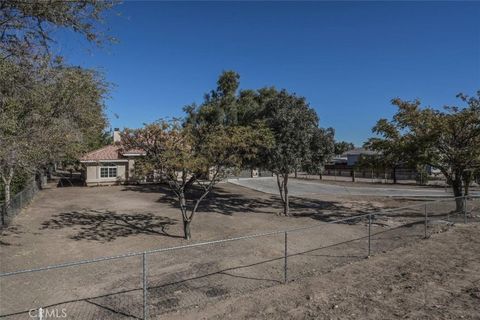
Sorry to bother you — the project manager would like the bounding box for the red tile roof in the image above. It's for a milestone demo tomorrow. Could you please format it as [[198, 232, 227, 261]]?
[[80, 144, 146, 161], [80, 145, 122, 161]]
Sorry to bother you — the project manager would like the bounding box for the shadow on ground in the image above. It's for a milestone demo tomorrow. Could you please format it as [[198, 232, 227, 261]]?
[[121, 184, 392, 223], [0, 225, 23, 246], [40, 209, 180, 241], [55, 172, 84, 188]]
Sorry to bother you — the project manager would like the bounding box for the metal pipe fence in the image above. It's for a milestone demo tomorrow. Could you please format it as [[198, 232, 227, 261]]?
[[1, 179, 39, 227], [0, 195, 478, 319]]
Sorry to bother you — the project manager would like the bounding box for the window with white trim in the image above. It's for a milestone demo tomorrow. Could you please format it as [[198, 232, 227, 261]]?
[[100, 164, 117, 178]]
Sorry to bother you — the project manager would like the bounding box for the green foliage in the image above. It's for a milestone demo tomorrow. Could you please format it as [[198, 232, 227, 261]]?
[[367, 92, 480, 203], [303, 127, 335, 175], [0, 58, 110, 205], [186, 72, 334, 215], [334, 141, 355, 155], [0, 1, 115, 218], [261, 89, 319, 174], [0, 170, 29, 203], [1, 0, 117, 63], [122, 119, 273, 239], [365, 116, 418, 174]]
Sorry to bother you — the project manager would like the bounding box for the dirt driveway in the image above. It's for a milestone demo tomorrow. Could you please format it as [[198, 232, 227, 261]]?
[[0, 182, 457, 319]]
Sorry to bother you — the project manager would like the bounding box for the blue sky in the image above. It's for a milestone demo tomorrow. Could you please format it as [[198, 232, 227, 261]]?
[[58, 1, 479, 146]]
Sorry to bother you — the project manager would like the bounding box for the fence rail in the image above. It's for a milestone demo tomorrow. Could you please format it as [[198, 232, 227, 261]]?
[[1, 195, 479, 319]]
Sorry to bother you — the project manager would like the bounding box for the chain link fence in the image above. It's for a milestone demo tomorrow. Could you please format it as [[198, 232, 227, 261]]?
[[294, 170, 451, 186], [1, 179, 40, 227], [0, 196, 478, 319]]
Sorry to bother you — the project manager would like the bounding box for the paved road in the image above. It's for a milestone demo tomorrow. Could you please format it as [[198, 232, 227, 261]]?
[[228, 177, 479, 198]]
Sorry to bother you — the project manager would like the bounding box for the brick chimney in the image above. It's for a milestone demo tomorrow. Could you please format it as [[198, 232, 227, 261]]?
[[113, 128, 121, 144]]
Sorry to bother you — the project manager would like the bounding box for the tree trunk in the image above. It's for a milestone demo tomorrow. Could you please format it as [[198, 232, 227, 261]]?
[[294, 168, 297, 178], [283, 174, 289, 216], [178, 192, 191, 239], [1, 171, 13, 226], [183, 220, 191, 240], [463, 171, 471, 196], [452, 176, 464, 213], [4, 181, 11, 206], [392, 166, 397, 184]]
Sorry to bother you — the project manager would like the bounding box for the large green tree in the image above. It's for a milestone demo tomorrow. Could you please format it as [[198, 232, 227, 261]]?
[[186, 72, 335, 216], [368, 92, 480, 211], [0, 59, 109, 223], [0, 1, 115, 222], [261, 90, 327, 215]]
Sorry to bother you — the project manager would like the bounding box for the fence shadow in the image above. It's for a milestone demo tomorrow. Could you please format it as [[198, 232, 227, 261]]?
[[0, 230, 375, 318], [40, 209, 180, 241]]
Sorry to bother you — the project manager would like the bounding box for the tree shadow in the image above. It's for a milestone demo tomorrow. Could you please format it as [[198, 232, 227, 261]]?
[[55, 172, 84, 188], [0, 225, 24, 246], [122, 183, 399, 224], [123, 183, 279, 216], [40, 209, 180, 241]]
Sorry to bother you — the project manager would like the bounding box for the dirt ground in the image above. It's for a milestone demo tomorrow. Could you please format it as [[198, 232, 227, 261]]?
[[0, 181, 473, 319], [0, 181, 418, 272], [168, 224, 480, 320]]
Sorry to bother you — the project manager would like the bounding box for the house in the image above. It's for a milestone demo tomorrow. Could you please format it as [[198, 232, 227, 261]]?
[[79, 129, 146, 186], [343, 147, 380, 166]]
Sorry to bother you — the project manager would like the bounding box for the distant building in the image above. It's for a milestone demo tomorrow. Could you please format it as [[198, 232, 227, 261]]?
[[343, 147, 380, 166]]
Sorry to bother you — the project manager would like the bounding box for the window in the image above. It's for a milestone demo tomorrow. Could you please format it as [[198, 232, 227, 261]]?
[[100, 164, 117, 178]]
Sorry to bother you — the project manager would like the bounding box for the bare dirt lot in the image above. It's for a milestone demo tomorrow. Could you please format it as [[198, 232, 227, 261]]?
[[0, 181, 477, 319], [169, 224, 480, 320], [0, 182, 419, 271]]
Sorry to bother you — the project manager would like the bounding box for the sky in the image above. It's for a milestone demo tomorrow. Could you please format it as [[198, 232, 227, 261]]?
[[57, 1, 480, 146]]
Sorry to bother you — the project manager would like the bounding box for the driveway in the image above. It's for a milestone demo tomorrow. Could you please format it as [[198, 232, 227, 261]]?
[[228, 177, 477, 198]]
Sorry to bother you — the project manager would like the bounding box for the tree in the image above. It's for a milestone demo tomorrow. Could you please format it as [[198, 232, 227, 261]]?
[[122, 120, 272, 239], [0, 59, 109, 223], [261, 90, 327, 216], [0, 1, 115, 223], [186, 72, 334, 216], [334, 141, 355, 155], [368, 92, 480, 211], [303, 127, 335, 178], [184, 70, 242, 127], [1, 1, 116, 63], [365, 118, 418, 184]]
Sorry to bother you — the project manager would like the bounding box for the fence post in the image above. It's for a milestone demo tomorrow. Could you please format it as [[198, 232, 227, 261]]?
[[284, 231, 288, 284], [463, 196, 467, 224], [424, 204, 428, 239], [143, 252, 148, 320], [368, 214, 372, 257]]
